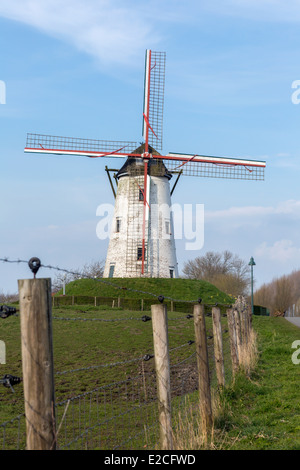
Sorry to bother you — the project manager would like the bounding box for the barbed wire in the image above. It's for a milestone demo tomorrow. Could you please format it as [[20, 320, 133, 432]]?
[[54, 340, 195, 377], [52, 314, 152, 322], [51, 313, 194, 322], [0, 256, 233, 307], [55, 355, 147, 376], [0, 374, 22, 393], [0, 256, 241, 451]]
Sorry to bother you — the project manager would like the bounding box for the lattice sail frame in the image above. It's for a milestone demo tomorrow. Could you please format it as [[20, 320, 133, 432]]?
[[143, 50, 166, 151], [164, 153, 265, 180], [24, 48, 266, 276], [25, 133, 139, 158], [24, 49, 266, 181], [24, 134, 265, 181]]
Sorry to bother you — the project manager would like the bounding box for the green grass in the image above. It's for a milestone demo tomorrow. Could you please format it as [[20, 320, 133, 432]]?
[[1, 298, 300, 450], [0, 304, 202, 449], [217, 317, 300, 450], [56, 277, 234, 304]]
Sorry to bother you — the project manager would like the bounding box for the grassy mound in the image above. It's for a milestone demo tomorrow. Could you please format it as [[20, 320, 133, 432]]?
[[57, 277, 234, 305]]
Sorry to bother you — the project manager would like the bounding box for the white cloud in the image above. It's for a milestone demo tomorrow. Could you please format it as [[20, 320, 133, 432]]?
[[206, 199, 300, 220], [255, 239, 300, 263], [1, 0, 300, 75], [0, 0, 161, 67], [203, 0, 300, 23]]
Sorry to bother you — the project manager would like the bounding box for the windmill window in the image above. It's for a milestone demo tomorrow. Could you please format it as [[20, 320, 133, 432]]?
[[137, 246, 146, 261], [109, 264, 115, 278], [165, 220, 171, 235], [116, 218, 122, 233], [138, 188, 144, 201], [137, 247, 143, 261]]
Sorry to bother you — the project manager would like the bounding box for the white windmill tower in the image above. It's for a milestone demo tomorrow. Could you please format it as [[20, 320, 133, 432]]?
[[24, 50, 266, 279]]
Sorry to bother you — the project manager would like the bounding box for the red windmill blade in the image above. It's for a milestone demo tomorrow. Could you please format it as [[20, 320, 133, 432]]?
[[143, 50, 166, 153], [24, 133, 140, 159], [24, 49, 266, 278]]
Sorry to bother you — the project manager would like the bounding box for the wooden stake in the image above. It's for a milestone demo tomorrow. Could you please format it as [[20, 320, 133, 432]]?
[[193, 304, 213, 437], [241, 309, 249, 345], [212, 306, 225, 388], [151, 303, 173, 450], [226, 308, 239, 376], [233, 308, 243, 364], [18, 278, 56, 450]]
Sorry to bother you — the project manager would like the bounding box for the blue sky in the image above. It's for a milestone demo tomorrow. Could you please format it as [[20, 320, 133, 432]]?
[[2, 0, 300, 294]]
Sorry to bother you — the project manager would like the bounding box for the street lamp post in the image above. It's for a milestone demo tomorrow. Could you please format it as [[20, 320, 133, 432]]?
[[248, 256, 256, 315]]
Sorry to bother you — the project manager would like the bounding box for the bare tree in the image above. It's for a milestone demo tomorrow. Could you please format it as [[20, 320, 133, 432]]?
[[253, 283, 273, 310], [52, 259, 105, 293], [0, 291, 19, 303], [254, 273, 296, 315], [80, 260, 105, 278], [183, 250, 250, 296], [271, 276, 293, 315]]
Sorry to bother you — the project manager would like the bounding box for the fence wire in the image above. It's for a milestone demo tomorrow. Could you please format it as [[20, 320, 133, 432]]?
[[0, 310, 234, 450], [0, 257, 232, 307], [0, 257, 249, 450]]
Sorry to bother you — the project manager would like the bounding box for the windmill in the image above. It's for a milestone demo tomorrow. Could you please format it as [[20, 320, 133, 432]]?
[[24, 50, 266, 279]]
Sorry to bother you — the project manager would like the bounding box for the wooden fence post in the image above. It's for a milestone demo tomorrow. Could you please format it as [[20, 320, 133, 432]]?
[[18, 278, 56, 450], [240, 309, 249, 345], [193, 303, 213, 438], [226, 308, 239, 376], [151, 303, 173, 450], [233, 308, 243, 365], [212, 306, 225, 388]]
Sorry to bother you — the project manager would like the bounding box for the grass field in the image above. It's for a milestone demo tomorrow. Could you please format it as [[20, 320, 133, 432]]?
[[1, 293, 300, 450], [0, 300, 227, 450], [56, 277, 234, 304], [216, 316, 300, 450]]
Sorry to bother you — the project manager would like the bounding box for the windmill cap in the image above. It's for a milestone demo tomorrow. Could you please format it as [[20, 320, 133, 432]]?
[[117, 144, 172, 180]]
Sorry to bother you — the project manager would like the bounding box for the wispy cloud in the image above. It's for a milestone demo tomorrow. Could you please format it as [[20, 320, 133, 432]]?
[[0, 0, 162, 67], [206, 199, 300, 220], [255, 239, 300, 263], [202, 0, 300, 23]]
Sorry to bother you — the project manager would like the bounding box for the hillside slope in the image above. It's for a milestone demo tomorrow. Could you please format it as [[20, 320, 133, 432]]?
[[58, 277, 234, 305]]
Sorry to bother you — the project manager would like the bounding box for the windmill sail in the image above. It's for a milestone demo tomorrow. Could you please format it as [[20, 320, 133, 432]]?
[[24, 48, 266, 280], [143, 50, 166, 151], [163, 152, 265, 180], [24, 133, 139, 158]]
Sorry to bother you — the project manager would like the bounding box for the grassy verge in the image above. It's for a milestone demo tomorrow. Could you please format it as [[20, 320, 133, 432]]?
[[0, 305, 201, 449], [1, 304, 300, 450], [56, 277, 234, 304], [214, 316, 300, 450]]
